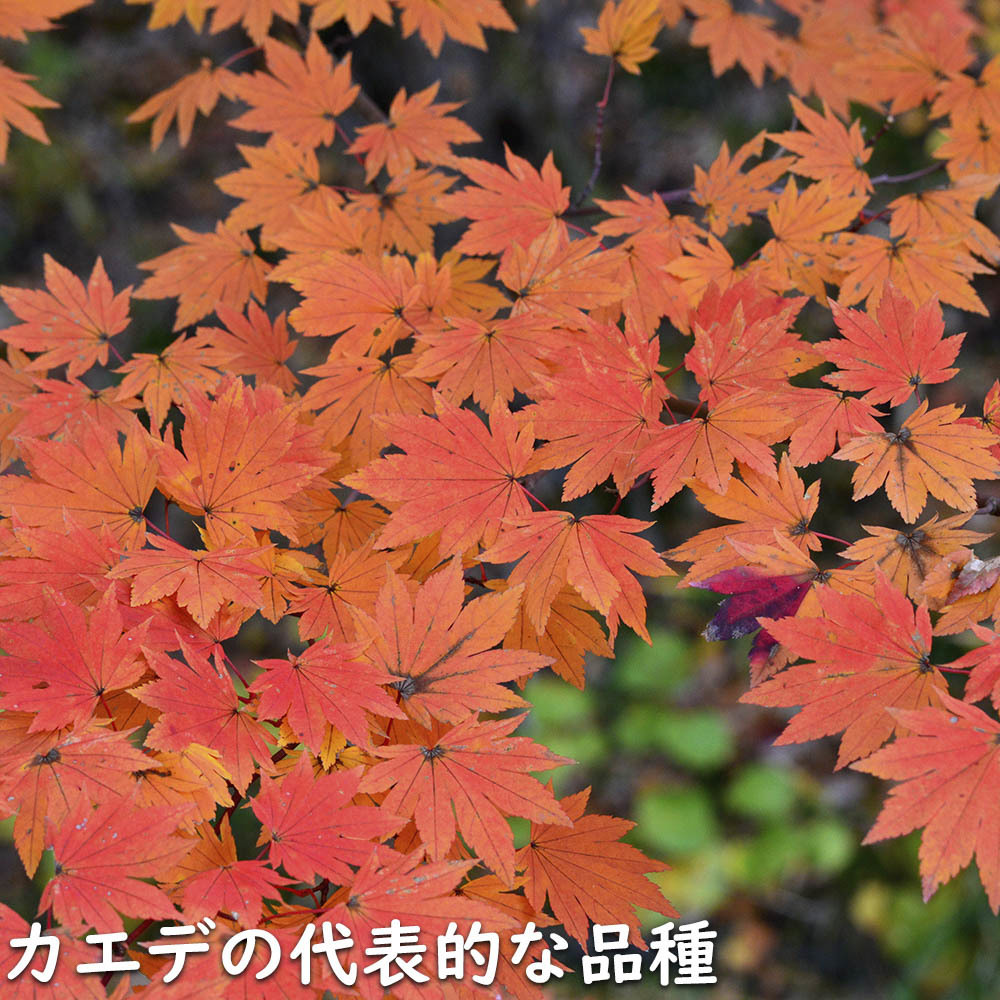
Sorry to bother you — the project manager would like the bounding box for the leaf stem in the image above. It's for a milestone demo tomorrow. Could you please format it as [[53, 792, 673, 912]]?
[[221, 45, 261, 70], [813, 532, 850, 546], [519, 482, 549, 510]]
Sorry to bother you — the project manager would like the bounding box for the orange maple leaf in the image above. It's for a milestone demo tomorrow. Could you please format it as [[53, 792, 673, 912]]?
[[442, 146, 570, 256], [0, 587, 148, 732], [251, 638, 404, 751], [498, 223, 623, 322], [170, 816, 290, 925], [640, 388, 793, 505], [479, 510, 672, 634], [135, 221, 272, 330], [835, 232, 990, 315], [526, 352, 664, 501], [14, 374, 139, 440], [252, 756, 403, 884], [40, 792, 193, 933], [692, 131, 793, 236], [684, 281, 815, 406], [854, 11, 973, 115], [743, 572, 947, 767], [393, 0, 515, 57], [302, 350, 432, 466], [288, 538, 402, 643], [362, 713, 570, 884], [0, 1, 90, 40], [841, 513, 987, 599], [687, 0, 780, 87], [157, 377, 330, 545], [821, 284, 964, 406], [408, 312, 554, 407], [229, 34, 358, 147], [760, 178, 867, 296], [0, 256, 131, 377], [197, 301, 297, 392], [0, 417, 157, 548], [769, 95, 872, 196], [311, 0, 393, 33], [934, 112, 1000, 180], [951, 624, 1000, 710], [109, 533, 265, 628], [833, 400, 1000, 522], [345, 395, 534, 556], [208, 0, 299, 43], [503, 584, 613, 689], [347, 81, 480, 181], [343, 167, 459, 256], [0, 721, 156, 878], [278, 250, 422, 355], [664, 231, 738, 304], [854, 694, 1000, 912], [127, 58, 237, 150], [351, 562, 552, 727], [137, 642, 276, 794], [888, 175, 1000, 266], [668, 455, 820, 583], [0, 62, 57, 162], [782, 387, 885, 466], [517, 787, 676, 949], [114, 330, 223, 429], [216, 138, 326, 241], [324, 847, 507, 1000]]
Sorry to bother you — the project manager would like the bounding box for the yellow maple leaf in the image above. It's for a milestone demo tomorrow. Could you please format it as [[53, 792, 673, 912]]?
[[580, 0, 664, 75]]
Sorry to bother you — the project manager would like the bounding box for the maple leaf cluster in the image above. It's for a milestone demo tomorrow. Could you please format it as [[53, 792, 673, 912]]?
[[4, 0, 1000, 993]]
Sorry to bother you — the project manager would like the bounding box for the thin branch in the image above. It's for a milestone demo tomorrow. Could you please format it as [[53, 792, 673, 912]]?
[[574, 59, 616, 209], [658, 186, 693, 204], [864, 111, 895, 150], [868, 162, 944, 186], [651, 161, 945, 215], [976, 495, 1000, 516]]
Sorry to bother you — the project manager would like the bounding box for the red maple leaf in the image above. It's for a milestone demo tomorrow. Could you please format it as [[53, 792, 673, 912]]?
[[743, 572, 948, 767], [820, 283, 964, 406], [350, 562, 551, 727], [136, 641, 276, 794], [250, 638, 404, 751], [517, 787, 676, 949], [361, 713, 570, 884], [251, 756, 403, 884], [0, 256, 131, 376], [0, 586, 148, 730], [854, 693, 1000, 912], [40, 791, 193, 933]]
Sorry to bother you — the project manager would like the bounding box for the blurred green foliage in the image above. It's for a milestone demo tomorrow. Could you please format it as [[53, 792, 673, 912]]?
[[528, 619, 1000, 999]]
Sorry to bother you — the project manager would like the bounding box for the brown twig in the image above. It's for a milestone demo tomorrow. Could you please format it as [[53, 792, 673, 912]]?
[[575, 59, 616, 209]]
